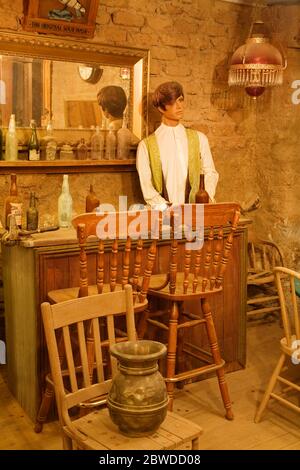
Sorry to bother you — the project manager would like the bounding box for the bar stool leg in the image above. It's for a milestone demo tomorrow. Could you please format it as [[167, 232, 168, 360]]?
[[201, 298, 234, 420], [175, 301, 185, 389], [34, 378, 54, 432], [166, 301, 179, 411]]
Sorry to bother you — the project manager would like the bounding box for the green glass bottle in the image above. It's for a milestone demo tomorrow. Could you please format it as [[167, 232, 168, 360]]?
[[26, 192, 39, 231]]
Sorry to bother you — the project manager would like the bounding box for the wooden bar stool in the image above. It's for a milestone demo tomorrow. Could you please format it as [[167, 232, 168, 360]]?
[[138, 203, 241, 419]]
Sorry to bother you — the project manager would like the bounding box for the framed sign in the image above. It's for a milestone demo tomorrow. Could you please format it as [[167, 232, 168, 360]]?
[[22, 0, 99, 38]]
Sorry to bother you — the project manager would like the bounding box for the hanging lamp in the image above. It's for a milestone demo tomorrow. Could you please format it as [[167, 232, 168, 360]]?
[[228, 18, 287, 98]]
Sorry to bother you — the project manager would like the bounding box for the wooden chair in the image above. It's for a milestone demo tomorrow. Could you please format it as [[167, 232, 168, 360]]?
[[247, 234, 284, 321], [35, 209, 158, 432], [255, 267, 300, 423], [42, 285, 203, 450], [138, 202, 241, 419]]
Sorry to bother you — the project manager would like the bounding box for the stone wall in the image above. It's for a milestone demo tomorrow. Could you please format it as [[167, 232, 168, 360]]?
[[0, 0, 299, 267]]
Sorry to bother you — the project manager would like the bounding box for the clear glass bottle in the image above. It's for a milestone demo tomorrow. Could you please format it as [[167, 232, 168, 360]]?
[[77, 138, 88, 160], [40, 121, 57, 161], [90, 126, 104, 160], [26, 192, 39, 231], [4, 173, 23, 229], [58, 174, 73, 228], [117, 119, 132, 160], [105, 125, 116, 160], [85, 184, 100, 212], [28, 119, 40, 161], [5, 114, 18, 161], [195, 173, 209, 204]]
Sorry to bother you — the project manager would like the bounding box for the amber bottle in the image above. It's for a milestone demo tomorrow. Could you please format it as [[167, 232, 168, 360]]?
[[195, 173, 209, 204], [4, 174, 23, 229], [85, 185, 100, 212], [26, 192, 39, 231]]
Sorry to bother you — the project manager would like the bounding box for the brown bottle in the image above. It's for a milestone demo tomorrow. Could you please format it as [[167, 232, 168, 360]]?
[[195, 173, 209, 204], [4, 174, 23, 229], [85, 185, 100, 213], [26, 192, 39, 231]]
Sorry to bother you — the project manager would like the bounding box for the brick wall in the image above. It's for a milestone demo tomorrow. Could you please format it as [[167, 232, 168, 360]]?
[[0, 0, 299, 266]]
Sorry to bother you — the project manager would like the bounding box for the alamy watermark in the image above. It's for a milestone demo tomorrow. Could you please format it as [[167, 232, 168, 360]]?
[[94, 197, 204, 250], [291, 80, 300, 105], [291, 340, 300, 365]]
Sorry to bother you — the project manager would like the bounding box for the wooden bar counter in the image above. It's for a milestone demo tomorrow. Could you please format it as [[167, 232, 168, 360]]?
[[2, 221, 249, 421]]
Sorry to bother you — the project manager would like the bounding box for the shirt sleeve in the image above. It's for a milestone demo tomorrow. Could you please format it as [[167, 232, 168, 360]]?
[[198, 132, 219, 202], [136, 139, 168, 208]]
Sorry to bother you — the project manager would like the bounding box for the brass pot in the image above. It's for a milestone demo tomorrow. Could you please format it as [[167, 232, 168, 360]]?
[[107, 340, 168, 437]]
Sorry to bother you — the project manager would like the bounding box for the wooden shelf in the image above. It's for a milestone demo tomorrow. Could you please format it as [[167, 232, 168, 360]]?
[[0, 159, 136, 174]]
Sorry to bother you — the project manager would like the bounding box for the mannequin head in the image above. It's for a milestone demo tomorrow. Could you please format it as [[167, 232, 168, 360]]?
[[152, 81, 185, 126], [97, 86, 127, 128]]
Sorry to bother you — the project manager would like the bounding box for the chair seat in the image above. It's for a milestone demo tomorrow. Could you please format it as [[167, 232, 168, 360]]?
[[48, 283, 148, 313], [247, 270, 274, 285], [65, 408, 202, 450], [148, 272, 222, 301]]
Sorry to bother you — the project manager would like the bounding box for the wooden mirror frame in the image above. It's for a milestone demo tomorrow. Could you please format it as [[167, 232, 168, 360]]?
[[0, 29, 149, 138]]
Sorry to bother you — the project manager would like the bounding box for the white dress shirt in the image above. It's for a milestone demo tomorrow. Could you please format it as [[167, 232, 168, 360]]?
[[136, 123, 219, 208]]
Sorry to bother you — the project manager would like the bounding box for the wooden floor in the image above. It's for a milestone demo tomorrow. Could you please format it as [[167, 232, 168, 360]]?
[[1, 321, 300, 450]]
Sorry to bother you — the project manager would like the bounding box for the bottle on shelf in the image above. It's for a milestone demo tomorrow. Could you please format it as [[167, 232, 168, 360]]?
[[40, 121, 57, 161], [4, 173, 23, 229], [77, 138, 88, 160], [60, 143, 74, 160], [85, 184, 100, 212], [105, 125, 116, 160], [26, 192, 39, 231], [28, 119, 40, 161], [117, 118, 131, 160], [195, 173, 209, 204], [58, 174, 73, 228], [90, 126, 104, 160], [5, 114, 18, 161]]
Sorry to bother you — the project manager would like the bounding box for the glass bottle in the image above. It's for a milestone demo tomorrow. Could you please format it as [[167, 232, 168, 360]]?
[[58, 175, 73, 228], [4, 174, 23, 229], [26, 192, 39, 231], [40, 121, 57, 161], [85, 184, 100, 212], [117, 119, 131, 160], [90, 126, 104, 160], [105, 125, 116, 160], [5, 114, 18, 161], [28, 119, 40, 161], [195, 173, 209, 204], [77, 138, 88, 160]]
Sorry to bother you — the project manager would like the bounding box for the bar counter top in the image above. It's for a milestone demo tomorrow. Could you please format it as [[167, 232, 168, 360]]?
[[19, 217, 251, 248]]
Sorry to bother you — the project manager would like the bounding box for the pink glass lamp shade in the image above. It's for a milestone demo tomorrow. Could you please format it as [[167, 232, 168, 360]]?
[[228, 21, 286, 98]]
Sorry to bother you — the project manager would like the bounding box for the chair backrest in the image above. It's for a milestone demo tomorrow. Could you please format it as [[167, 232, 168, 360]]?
[[72, 209, 159, 303], [248, 235, 284, 274], [157, 203, 240, 294], [41, 285, 136, 427], [274, 267, 300, 349]]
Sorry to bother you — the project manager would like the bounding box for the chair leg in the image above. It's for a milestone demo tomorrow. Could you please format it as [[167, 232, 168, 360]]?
[[34, 379, 55, 433], [62, 433, 73, 450], [254, 353, 285, 423], [166, 301, 179, 411], [175, 301, 185, 389], [201, 298, 234, 420], [137, 304, 151, 339]]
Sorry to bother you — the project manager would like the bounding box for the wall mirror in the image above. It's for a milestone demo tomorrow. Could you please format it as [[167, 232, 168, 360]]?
[[0, 30, 149, 140]]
